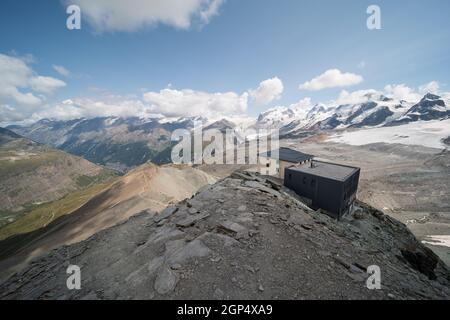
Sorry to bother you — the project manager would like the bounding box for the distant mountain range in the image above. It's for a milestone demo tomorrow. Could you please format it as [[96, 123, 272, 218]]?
[[7, 117, 205, 172], [257, 93, 450, 136], [7, 93, 449, 170]]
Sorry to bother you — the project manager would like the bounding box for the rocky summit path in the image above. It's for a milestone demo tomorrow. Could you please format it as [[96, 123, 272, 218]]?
[[1, 171, 449, 300]]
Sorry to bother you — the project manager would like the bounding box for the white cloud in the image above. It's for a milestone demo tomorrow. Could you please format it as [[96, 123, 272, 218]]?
[[0, 86, 42, 107], [67, 0, 225, 32], [31, 96, 153, 121], [0, 53, 41, 107], [31, 88, 249, 121], [30, 76, 66, 95], [4, 75, 288, 123], [299, 69, 363, 91], [199, 0, 224, 23], [0, 53, 66, 122], [0, 104, 29, 122], [335, 89, 380, 105], [250, 77, 284, 105], [384, 84, 421, 102], [53, 65, 71, 77], [419, 81, 440, 94], [289, 97, 312, 110], [286, 97, 314, 119], [143, 88, 248, 119]]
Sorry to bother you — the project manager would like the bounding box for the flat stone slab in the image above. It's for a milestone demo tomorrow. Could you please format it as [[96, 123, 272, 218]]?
[[176, 212, 210, 228], [218, 221, 249, 239], [148, 226, 184, 244], [154, 206, 178, 223], [230, 171, 257, 181], [154, 266, 178, 295], [244, 181, 281, 197], [166, 239, 212, 265]]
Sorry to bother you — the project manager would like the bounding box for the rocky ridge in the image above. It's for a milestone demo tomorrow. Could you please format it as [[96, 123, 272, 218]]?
[[1, 171, 449, 300]]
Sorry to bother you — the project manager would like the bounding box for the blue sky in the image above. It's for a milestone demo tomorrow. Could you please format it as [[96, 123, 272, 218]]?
[[1, 0, 449, 123]]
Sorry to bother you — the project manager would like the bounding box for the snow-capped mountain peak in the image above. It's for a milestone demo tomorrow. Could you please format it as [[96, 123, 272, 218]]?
[[254, 93, 449, 135]]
